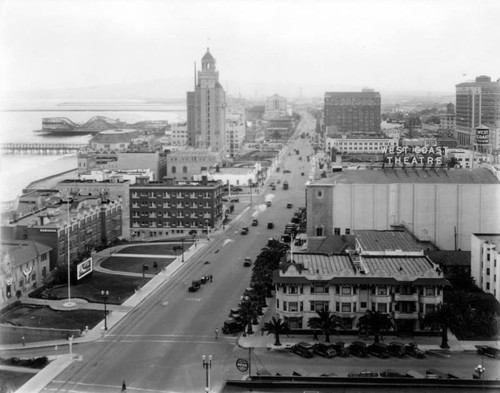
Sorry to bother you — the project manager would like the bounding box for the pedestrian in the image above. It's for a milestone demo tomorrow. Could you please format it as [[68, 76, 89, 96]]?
[[215, 328, 219, 340], [210, 274, 213, 283], [122, 380, 127, 391], [21, 336, 25, 346]]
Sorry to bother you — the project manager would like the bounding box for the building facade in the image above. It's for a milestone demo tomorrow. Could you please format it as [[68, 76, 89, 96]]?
[[129, 177, 223, 239], [327, 135, 397, 154], [0, 240, 52, 306], [1, 197, 122, 269], [306, 168, 500, 251], [264, 94, 288, 119], [187, 49, 226, 152], [166, 149, 220, 181], [324, 89, 381, 134], [273, 252, 447, 333], [471, 233, 500, 301], [225, 113, 246, 158], [455, 75, 500, 147]]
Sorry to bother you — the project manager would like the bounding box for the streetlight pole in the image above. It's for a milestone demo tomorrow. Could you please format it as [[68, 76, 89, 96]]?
[[181, 237, 185, 263], [101, 290, 109, 330], [202, 354, 212, 392]]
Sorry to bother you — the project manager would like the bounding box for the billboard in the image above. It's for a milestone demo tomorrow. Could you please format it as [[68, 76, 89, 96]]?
[[77, 257, 93, 280], [476, 127, 489, 145]]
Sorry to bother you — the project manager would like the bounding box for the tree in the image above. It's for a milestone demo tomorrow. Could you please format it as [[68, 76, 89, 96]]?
[[357, 310, 394, 343], [423, 303, 463, 349], [262, 316, 290, 346], [239, 300, 260, 335], [307, 309, 344, 343]]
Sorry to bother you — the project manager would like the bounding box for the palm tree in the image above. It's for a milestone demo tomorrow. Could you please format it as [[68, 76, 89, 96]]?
[[239, 300, 260, 335], [307, 310, 344, 343], [423, 303, 463, 349], [262, 316, 291, 346], [357, 310, 394, 343]]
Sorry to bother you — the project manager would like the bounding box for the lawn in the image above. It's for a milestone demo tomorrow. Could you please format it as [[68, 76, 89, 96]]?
[[0, 370, 33, 393], [0, 305, 103, 331], [117, 242, 193, 255], [100, 255, 176, 274], [46, 271, 149, 304]]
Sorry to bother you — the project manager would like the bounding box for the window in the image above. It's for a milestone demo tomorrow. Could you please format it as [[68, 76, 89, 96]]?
[[171, 166, 176, 173], [377, 287, 387, 295], [288, 285, 298, 294], [183, 166, 188, 174], [310, 301, 329, 312], [426, 304, 436, 313], [486, 282, 490, 290], [377, 303, 387, 313], [289, 302, 298, 312], [425, 287, 435, 296], [345, 228, 351, 235], [315, 226, 324, 236], [311, 282, 328, 294], [360, 301, 367, 309], [334, 228, 340, 235], [316, 189, 323, 198], [486, 268, 490, 275], [341, 303, 351, 313], [276, 299, 280, 309], [341, 286, 352, 295]]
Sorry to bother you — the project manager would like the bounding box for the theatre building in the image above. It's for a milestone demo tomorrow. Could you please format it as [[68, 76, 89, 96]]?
[[273, 251, 448, 334], [306, 168, 500, 251]]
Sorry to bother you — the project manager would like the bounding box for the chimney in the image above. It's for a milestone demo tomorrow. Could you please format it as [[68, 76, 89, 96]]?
[[201, 175, 208, 186]]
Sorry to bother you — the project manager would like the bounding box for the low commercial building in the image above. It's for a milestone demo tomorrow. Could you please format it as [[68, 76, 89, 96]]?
[[166, 149, 221, 181], [129, 176, 223, 239], [0, 240, 52, 306], [471, 233, 500, 301], [273, 252, 448, 334]]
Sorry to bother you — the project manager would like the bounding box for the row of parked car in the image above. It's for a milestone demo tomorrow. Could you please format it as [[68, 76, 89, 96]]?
[[291, 341, 426, 359]]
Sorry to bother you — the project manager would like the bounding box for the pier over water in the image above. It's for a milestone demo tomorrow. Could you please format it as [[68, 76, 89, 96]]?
[[1, 143, 87, 155]]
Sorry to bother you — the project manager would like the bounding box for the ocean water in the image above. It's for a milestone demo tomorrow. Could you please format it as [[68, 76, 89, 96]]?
[[0, 98, 186, 202]]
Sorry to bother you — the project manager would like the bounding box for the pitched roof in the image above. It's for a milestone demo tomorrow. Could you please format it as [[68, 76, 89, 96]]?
[[1, 240, 52, 267], [307, 235, 356, 254], [202, 48, 214, 61], [355, 230, 431, 252]]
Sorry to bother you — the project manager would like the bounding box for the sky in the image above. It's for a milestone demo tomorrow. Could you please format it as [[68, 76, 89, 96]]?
[[0, 0, 499, 98]]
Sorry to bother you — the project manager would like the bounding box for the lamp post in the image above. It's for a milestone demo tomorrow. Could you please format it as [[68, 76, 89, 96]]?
[[202, 354, 212, 392], [475, 363, 485, 379], [101, 290, 109, 331], [181, 237, 185, 263]]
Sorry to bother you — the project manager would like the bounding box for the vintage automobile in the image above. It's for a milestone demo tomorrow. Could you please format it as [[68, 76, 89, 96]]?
[[221, 318, 244, 334], [367, 342, 390, 358], [243, 257, 252, 267], [313, 343, 337, 358], [251, 219, 259, 226], [291, 342, 315, 358], [476, 345, 500, 359], [405, 342, 426, 358], [349, 341, 368, 357], [240, 227, 249, 235], [331, 341, 350, 357], [388, 341, 406, 357], [188, 280, 201, 292]]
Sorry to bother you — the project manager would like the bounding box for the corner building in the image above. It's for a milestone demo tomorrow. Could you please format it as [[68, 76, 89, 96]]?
[[187, 49, 226, 153]]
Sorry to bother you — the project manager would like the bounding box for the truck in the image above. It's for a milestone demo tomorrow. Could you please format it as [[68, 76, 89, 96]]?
[[283, 180, 289, 190]]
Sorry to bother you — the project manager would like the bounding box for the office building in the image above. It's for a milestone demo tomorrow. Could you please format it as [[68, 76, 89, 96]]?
[[264, 94, 288, 119], [129, 176, 223, 240], [187, 49, 226, 153], [324, 89, 381, 134], [455, 75, 500, 147]]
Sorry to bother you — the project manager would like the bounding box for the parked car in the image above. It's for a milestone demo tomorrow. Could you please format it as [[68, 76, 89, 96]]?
[[188, 280, 201, 292], [286, 203, 293, 209], [221, 318, 244, 334], [240, 227, 249, 235], [283, 169, 291, 173], [266, 201, 272, 207], [388, 341, 406, 357], [243, 257, 252, 267], [331, 341, 349, 357], [405, 342, 426, 359], [367, 342, 390, 358], [313, 343, 336, 358], [292, 342, 315, 358], [267, 222, 275, 229], [229, 308, 241, 318], [349, 341, 368, 357], [251, 219, 259, 226], [476, 345, 500, 359]]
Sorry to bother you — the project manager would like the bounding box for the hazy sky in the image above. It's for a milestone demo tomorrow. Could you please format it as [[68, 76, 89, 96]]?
[[0, 0, 499, 97]]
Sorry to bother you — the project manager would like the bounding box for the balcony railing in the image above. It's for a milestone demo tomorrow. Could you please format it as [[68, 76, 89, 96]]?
[[393, 311, 418, 320], [394, 293, 419, 302]]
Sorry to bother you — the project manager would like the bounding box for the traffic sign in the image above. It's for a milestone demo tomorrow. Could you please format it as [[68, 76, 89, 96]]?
[[235, 358, 249, 372]]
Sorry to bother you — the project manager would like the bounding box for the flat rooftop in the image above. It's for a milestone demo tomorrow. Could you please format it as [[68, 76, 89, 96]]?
[[312, 168, 499, 185]]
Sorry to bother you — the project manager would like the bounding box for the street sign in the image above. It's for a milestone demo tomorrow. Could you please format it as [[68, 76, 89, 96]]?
[[235, 358, 249, 372]]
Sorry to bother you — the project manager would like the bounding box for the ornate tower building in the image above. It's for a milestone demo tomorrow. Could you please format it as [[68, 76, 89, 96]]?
[[187, 49, 226, 154]]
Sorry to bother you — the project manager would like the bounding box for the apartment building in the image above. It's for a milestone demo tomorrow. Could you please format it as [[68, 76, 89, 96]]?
[[471, 233, 500, 301]]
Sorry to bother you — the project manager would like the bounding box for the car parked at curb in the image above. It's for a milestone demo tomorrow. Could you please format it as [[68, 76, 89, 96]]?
[[331, 341, 349, 357], [349, 341, 368, 357], [388, 341, 406, 357], [222, 318, 244, 334], [476, 345, 500, 359], [367, 342, 390, 358], [291, 342, 315, 358], [405, 342, 426, 358], [313, 343, 336, 358]]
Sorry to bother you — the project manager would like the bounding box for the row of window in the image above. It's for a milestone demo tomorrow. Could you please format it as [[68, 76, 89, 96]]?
[[278, 284, 439, 296], [131, 191, 214, 199], [131, 211, 212, 219], [131, 202, 213, 209], [278, 300, 437, 314], [131, 221, 209, 228]]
